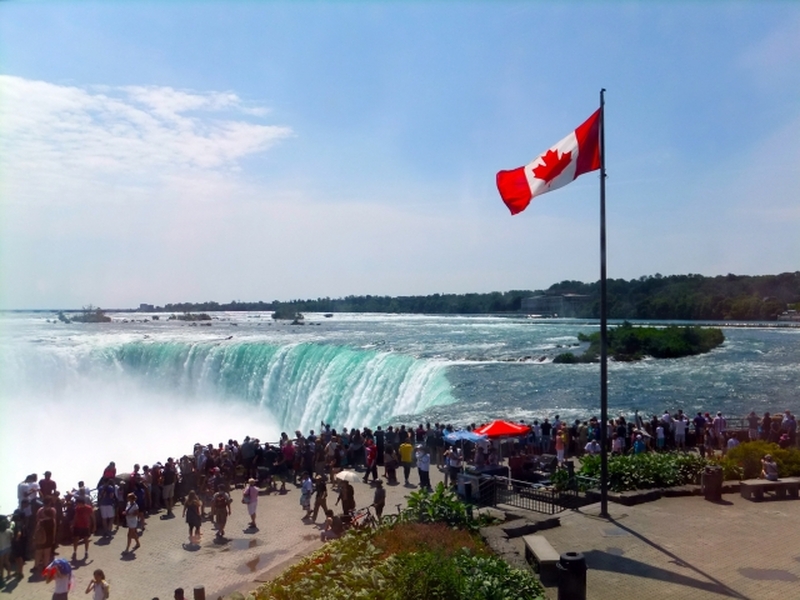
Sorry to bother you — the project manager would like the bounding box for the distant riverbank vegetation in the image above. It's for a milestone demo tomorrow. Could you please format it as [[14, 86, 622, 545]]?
[[167, 312, 212, 321], [65, 305, 111, 323], [553, 322, 725, 363], [151, 271, 800, 321]]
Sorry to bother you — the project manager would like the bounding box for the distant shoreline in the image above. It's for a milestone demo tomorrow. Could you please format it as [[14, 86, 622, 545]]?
[[3, 310, 799, 329]]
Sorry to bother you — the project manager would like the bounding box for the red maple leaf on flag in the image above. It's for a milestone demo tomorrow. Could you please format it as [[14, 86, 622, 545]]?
[[532, 148, 572, 184]]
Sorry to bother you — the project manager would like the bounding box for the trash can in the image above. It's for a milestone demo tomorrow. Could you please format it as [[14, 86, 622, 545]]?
[[557, 552, 587, 600], [702, 465, 723, 502]]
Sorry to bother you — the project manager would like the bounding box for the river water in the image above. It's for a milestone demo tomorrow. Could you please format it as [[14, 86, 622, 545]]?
[[2, 311, 798, 511]]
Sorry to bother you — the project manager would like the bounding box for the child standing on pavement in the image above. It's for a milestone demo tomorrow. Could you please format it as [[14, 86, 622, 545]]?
[[44, 558, 73, 600], [183, 491, 203, 545], [85, 568, 110, 600]]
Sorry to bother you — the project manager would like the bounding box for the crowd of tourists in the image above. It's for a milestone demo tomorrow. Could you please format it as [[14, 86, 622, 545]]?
[[503, 408, 798, 463], [3, 421, 457, 591], [3, 410, 797, 597]]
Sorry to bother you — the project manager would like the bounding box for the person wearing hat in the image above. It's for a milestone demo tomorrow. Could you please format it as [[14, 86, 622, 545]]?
[[242, 479, 259, 529], [633, 434, 646, 455], [371, 480, 386, 520]]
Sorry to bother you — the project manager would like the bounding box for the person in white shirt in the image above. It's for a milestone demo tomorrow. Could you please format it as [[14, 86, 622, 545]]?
[[674, 417, 687, 449], [416, 446, 432, 491], [17, 474, 39, 517], [611, 434, 624, 455], [585, 439, 601, 456]]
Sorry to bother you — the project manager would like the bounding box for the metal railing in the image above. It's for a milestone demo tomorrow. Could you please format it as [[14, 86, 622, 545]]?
[[477, 475, 579, 515]]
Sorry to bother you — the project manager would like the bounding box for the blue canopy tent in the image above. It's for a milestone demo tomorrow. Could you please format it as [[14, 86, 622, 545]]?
[[444, 430, 487, 476], [444, 430, 487, 444]]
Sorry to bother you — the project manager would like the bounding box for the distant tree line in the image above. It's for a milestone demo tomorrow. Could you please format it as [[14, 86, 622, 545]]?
[[153, 272, 800, 321], [548, 272, 799, 320], [158, 290, 535, 316]]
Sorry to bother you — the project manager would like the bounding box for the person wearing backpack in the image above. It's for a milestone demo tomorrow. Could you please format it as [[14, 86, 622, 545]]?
[[97, 480, 117, 537], [211, 485, 231, 538]]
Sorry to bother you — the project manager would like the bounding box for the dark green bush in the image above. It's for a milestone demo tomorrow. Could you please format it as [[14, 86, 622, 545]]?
[[715, 441, 800, 480], [578, 451, 708, 491], [571, 322, 724, 362], [404, 483, 495, 531], [456, 552, 546, 600], [389, 550, 465, 600]]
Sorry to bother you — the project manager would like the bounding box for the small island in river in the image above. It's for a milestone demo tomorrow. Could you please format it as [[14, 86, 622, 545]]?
[[554, 321, 725, 363]]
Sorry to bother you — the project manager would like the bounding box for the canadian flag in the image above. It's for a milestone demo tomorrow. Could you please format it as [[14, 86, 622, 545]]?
[[496, 109, 601, 215]]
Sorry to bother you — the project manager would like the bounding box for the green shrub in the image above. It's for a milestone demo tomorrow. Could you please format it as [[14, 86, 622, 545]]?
[[256, 488, 537, 600], [404, 483, 495, 531], [258, 530, 392, 599], [389, 550, 465, 600], [716, 441, 800, 480], [456, 553, 546, 600], [257, 531, 544, 600], [578, 451, 708, 491]]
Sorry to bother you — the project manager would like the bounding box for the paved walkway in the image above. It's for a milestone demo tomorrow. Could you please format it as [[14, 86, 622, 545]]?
[[1, 466, 448, 600], [7, 472, 797, 600], [520, 492, 800, 600]]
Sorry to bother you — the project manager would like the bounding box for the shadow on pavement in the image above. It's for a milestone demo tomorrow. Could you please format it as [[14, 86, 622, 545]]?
[[0, 575, 22, 594], [599, 517, 751, 600], [737, 567, 798, 582], [584, 550, 744, 598]]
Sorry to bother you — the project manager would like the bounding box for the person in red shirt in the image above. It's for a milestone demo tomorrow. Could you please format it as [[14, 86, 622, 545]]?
[[71, 497, 95, 560], [102, 461, 116, 481], [39, 471, 58, 500], [362, 440, 378, 484]]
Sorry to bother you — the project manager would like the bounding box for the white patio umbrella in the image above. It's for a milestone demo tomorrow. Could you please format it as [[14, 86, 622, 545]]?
[[334, 470, 362, 483]]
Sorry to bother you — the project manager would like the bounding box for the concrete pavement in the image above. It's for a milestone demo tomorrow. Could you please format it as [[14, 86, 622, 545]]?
[[6, 468, 797, 600], [507, 492, 800, 600], [1, 465, 448, 600]]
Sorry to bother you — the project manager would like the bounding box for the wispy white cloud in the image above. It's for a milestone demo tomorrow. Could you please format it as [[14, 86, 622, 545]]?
[[0, 75, 292, 206], [0, 75, 296, 307]]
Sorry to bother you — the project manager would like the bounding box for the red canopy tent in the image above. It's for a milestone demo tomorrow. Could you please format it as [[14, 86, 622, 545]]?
[[473, 420, 530, 438]]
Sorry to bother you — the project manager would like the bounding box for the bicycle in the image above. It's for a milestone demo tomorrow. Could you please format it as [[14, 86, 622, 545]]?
[[348, 505, 379, 530], [380, 503, 405, 527]]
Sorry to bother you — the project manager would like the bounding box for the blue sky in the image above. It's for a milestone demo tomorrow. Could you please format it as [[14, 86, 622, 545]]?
[[1, 1, 799, 309]]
